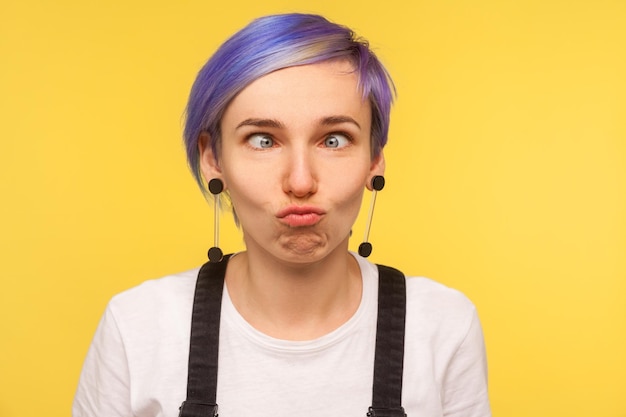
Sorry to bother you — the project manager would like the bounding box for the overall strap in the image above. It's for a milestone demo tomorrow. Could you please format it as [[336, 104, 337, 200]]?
[[179, 257, 406, 417], [368, 264, 407, 417], [178, 255, 231, 417]]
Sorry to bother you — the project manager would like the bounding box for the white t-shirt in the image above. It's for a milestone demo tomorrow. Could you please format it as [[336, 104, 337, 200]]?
[[73, 254, 491, 416]]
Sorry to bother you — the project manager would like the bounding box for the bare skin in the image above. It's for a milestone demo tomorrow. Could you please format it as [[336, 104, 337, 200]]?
[[199, 60, 385, 340]]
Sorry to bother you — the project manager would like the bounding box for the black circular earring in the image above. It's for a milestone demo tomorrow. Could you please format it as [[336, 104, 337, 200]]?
[[208, 178, 224, 263], [371, 175, 385, 192], [358, 175, 385, 258], [208, 178, 224, 195]]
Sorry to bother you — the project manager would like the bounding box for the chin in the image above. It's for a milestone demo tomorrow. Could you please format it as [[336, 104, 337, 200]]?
[[279, 233, 351, 262], [280, 236, 327, 258]]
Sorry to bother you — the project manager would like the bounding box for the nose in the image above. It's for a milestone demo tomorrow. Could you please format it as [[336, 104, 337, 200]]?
[[282, 146, 317, 198]]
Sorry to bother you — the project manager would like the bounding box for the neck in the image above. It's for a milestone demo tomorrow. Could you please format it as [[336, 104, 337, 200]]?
[[225, 245, 362, 341]]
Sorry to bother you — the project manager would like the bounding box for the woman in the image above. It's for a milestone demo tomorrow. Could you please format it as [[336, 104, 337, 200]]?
[[73, 13, 491, 417]]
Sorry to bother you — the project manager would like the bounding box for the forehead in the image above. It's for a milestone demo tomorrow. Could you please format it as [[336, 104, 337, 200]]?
[[221, 60, 371, 129]]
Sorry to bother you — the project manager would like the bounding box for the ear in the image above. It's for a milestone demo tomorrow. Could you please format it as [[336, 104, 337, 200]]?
[[366, 151, 386, 191], [198, 132, 224, 186]]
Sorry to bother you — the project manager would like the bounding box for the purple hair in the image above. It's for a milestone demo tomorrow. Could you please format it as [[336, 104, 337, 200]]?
[[184, 13, 395, 193]]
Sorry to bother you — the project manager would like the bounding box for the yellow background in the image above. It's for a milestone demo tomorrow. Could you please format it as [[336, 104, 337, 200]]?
[[1, 0, 625, 416]]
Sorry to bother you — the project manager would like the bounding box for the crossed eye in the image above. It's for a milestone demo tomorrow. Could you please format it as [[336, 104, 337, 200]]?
[[247, 133, 350, 149], [248, 134, 274, 149]]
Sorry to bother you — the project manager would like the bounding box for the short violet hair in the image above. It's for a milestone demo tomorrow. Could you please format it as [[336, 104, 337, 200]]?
[[184, 13, 396, 192]]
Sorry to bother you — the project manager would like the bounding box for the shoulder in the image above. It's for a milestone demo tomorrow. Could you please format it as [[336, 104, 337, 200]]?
[[97, 266, 202, 369], [402, 275, 483, 358], [401, 275, 490, 415], [370, 260, 480, 348], [74, 267, 202, 415], [361, 256, 479, 336], [405, 276, 476, 317], [405, 275, 477, 328], [105, 267, 200, 334], [110, 267, 199, 303], [357, 255, 476, 315]]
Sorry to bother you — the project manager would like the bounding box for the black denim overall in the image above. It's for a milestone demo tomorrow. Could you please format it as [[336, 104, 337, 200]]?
[[179, 254, 407, 417]]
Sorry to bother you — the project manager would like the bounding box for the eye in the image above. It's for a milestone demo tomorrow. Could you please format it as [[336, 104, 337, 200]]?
[[323, 133, 350, 149], [248, 134, 274, 149]]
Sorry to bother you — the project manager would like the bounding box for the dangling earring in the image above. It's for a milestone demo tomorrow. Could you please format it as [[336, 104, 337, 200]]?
[[207, 178, 224, 263], [358, 175, 385, 258]]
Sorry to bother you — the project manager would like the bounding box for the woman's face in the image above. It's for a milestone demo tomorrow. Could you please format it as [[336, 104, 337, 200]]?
[[200, 60, 384, 265]]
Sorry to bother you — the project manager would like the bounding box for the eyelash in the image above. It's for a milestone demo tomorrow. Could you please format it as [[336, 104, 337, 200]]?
[[246, 133, 275, 149], [245, 131, 354, 150], [323, 132, 352, 149]]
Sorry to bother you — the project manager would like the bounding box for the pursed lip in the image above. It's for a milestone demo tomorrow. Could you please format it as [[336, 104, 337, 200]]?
[[276, 205, 326, 227]]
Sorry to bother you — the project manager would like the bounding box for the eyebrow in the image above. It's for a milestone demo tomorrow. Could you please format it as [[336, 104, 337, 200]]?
[[236, 118, 284, 129], [235, 115, 361, 131], [320, 115, 361, 130]]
